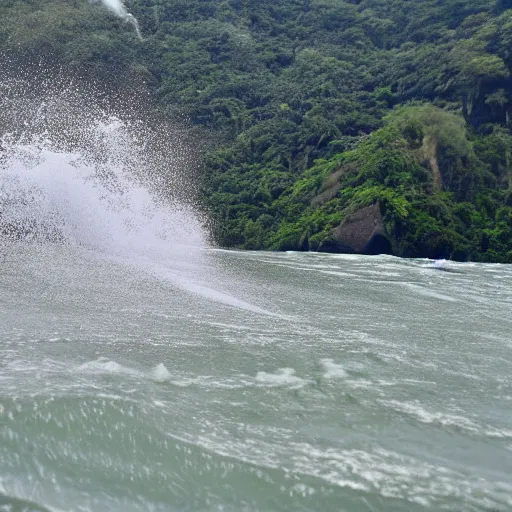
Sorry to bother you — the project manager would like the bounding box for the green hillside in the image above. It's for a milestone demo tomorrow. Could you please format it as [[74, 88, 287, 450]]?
[[1, 0, 512, 260]]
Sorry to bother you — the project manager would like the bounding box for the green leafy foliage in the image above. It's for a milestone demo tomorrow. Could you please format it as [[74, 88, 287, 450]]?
[[1, 0, 512, 260]]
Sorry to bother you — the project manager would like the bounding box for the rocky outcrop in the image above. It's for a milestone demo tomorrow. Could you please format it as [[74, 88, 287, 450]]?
[[319, 202, 393, 255]]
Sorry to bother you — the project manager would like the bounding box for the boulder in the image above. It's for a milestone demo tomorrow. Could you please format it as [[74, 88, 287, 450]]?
[[319, 202, 393, 255]]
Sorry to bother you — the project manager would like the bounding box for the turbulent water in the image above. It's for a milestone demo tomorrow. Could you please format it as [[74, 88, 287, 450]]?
[[2, 244, 512, 512], [1, 104, 512, 512]]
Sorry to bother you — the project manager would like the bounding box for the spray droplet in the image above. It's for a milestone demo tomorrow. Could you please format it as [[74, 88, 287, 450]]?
[[152, 363, 171, 383]]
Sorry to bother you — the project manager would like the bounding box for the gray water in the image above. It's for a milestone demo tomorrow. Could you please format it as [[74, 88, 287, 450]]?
[[1, 120, 512, 512], [2, 242, 512, 512]]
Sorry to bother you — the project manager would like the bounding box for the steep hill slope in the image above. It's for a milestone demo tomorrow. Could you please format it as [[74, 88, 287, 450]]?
[[1, 0, 511, 260]]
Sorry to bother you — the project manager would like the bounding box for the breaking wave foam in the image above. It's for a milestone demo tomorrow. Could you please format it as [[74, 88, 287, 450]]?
[[255, 368, 310, 388], [0, 78, 280, 314]]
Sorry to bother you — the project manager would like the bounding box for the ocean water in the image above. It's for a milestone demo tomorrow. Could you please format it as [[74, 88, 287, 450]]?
[[1, 103, 512, 512], [1, 241, 512, 512]]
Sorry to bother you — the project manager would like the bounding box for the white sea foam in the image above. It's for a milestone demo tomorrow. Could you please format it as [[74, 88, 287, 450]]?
[[96, 0, 143, 39], [255, 368, 308, 388], [151, 363, 171, 383], [484, 427, 512, 439], [380, 400, 481, 433], [78, 358, 140, 377], [0, 88, 279, 315], [320, 358, 347, 379], [285, 442, 512, 508], [0, 124, 205, 256], [434, 258, 448, 269]]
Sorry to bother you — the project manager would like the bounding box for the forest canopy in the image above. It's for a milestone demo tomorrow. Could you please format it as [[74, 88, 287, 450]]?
[[1, 0, 511, 261]]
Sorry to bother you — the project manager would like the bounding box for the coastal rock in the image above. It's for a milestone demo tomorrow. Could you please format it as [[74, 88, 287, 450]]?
[[319, 202, 393, 255]]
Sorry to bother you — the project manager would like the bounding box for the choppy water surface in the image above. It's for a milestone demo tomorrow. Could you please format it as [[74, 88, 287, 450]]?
[[1, 87, 511, 510], [1, 242, 512, 512]]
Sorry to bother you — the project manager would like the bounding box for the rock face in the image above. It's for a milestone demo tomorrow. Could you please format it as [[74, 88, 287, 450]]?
[[319, 202, 393, 255]]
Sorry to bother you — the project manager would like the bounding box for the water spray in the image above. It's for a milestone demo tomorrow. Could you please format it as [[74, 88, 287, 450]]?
[[95, 0, 143, 40]]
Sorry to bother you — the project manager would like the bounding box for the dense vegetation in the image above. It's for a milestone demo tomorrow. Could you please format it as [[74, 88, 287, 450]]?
[[1, 0, 512, 260]]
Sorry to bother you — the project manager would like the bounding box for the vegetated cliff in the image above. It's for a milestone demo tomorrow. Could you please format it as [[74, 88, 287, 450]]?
[[260, 106, 512, 262], [1, 0, 511, 261]]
